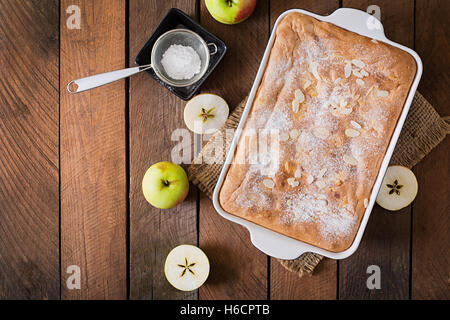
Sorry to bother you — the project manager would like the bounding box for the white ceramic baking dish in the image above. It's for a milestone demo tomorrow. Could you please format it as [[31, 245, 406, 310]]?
[[212, 8, 422, 260]]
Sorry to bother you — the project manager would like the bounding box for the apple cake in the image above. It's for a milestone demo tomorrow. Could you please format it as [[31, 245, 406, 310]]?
[[218, 12, 417, 252]]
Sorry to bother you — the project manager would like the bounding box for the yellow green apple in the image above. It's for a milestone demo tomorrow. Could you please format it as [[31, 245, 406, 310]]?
[[205, 0, 257, 25], [142, 161, 189, 209]]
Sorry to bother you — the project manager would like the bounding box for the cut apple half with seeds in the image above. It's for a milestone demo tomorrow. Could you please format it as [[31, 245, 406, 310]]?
[[376, 165, 418, 211], [164, 244, 210, 291], [184, 93, 229, 134]]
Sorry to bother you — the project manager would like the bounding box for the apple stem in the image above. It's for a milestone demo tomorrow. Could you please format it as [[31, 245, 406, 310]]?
[[163, 180, 170, 186], [227, 0, 232, 7]]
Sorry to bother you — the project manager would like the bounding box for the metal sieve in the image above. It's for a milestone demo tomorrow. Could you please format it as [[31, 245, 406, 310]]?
[[67, 29, 217, 93], [151, 29, 216, 87]]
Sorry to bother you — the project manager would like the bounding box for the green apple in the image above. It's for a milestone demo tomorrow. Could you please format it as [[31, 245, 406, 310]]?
[[205, 0, 257, 25], [142, 161, 189, 209]]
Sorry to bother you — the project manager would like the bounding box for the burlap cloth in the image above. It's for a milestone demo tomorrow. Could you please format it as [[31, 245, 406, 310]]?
[[188, 92, 449, 277]]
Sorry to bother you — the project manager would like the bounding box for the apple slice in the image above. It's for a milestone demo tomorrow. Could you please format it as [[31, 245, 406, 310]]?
[[164, 245, 210, 291], [184, 93, 229, 134], [376, 165, 418, 211]]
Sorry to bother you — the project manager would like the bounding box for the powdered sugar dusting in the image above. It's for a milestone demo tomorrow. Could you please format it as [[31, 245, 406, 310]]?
[[227, 14, 406, 245], [282, 193, 356, 239], [235, 177, 271, 210]]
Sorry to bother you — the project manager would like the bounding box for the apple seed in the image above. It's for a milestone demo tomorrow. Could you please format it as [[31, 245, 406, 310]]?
[[177, 257, 196, 277], [200, 107, 215, 122]]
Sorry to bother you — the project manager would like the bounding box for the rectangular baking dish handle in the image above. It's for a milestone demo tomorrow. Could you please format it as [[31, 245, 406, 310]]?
[[327, 8, 387, 41], [248, 223, 309, 260]]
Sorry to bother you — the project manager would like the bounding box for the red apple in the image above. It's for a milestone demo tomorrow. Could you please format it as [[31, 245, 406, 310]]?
[[205, 0, 257, 25]]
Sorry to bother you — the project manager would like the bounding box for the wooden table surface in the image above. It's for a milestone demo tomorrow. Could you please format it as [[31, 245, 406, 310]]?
[[0, 0, 448, 300]]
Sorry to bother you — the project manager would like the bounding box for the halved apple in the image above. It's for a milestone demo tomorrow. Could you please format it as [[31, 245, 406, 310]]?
[[183, 93, 229, 134], [164, 244, 210, 291], [376, 165, 418, 211]]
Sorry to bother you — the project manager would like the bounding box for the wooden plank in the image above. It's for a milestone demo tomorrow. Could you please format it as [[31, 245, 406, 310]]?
[[129, 0, 198, 300], [198, 0, 269, 300], [412, 0, 450, 300], [271, 257, 337, 300], [0, 0, 59, 300], [269, 0, 339, 300], [339, 0, 414, 300], [60, 0, 127, 299]]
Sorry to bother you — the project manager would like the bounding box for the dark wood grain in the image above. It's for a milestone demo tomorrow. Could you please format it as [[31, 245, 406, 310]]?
[[339, 0, 414, 300], [198, 0, 269, 300], [412, 0, 450, 300], [60, 0, 127, 299], [0, 0, 59, 300], [0, 0, 447, 301], [269, 0, 339, 300], [129, 0, 198, 300]]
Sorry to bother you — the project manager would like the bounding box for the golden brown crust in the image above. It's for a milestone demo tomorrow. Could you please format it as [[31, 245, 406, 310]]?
[[219, 12, 417, 252]]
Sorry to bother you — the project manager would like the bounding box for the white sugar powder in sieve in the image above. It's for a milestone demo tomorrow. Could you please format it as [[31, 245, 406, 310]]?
[[160, 44, 201, 80]]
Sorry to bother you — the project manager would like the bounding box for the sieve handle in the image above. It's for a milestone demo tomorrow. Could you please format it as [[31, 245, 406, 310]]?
[[207, 43, 218, 56], [67, 64, 152, 93]]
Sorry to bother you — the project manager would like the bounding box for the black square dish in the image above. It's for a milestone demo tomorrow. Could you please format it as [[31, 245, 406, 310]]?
[[135, 8, 227, 100]]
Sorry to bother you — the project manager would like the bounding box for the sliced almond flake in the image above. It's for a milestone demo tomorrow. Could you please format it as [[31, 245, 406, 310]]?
[[350, 120, 362, 129], [315, 180, 326, 190], [341, 107, 353, 115], [352, 59, 365, 68], [334, 77, 341, 84], [329, 104, 340, 117], [263, 178, 275, 189], [289, 129, 300, 140], [330, 109, 340, 117], [294, 169, 302, 178], [291, 99, 300, 113], [343, 154, 358, 166], [371, 39, 378, 43], [366, 86, 375, 97], [318, 168, 327, 178], [364, 198, 369, 208], [340, 99, 348, 108], [377, 90, 389, 97], [306, 175, 314, 184], [344, 62, 352, 78], [287, 177, 299, 187], [356, 79, 365, 86], [345, 128, 360, 137], [329, 100, 338, 108], [286, 199, 292, 206], [311, 62, 321, 81], [352, 69, 363, 78], [279, 132, 290, 142], [294, 89, 305, 103], [360, 69, 369, 77], [303, 80, 311, 89], [313, 127, 330, 140]]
